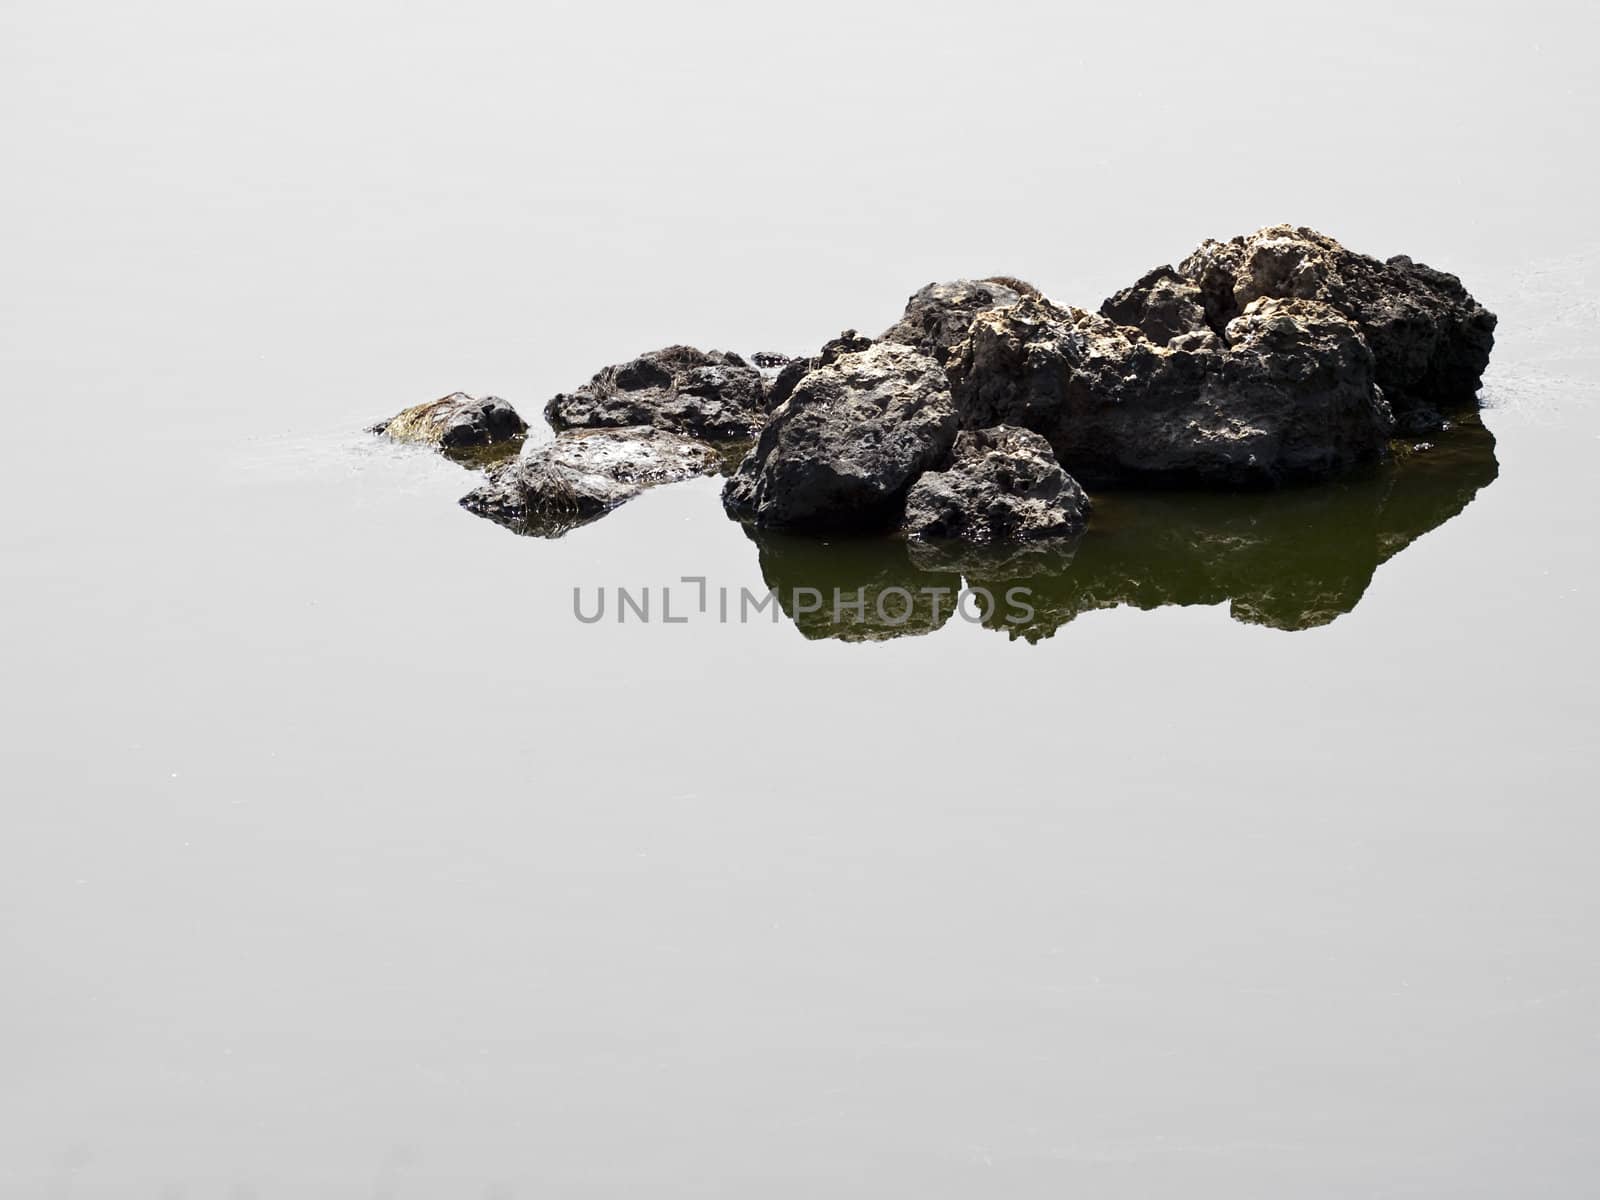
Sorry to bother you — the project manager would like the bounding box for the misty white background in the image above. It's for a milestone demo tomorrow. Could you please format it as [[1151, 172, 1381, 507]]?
[[3, 2, 1598, 1197]]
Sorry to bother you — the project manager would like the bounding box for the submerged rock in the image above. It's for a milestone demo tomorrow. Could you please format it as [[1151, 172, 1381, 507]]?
[[1104, 225, 1496, 425], [545, 345, 765, 440], [724, 342, 959, 532], [880, 278, 1040, 363], [903, 426, 1091, 543], [461, 426, 719, 537], [370, 392, 527, 451], [948, 293, 1393, 487]]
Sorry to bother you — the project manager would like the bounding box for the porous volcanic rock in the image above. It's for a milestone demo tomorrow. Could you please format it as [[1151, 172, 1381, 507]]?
[[1103, 225, 1496, 426], [903, 426, 1091, 543], [723, 342, 959, 532], [948, 293, 1393, 487], [762, 330, 875, 412], [370, 392, 527, 450], [1101, 267, 1211, 346], [545, 346, 765, 439], [462, 426, 719, 537], [879, 278, 1039, 363]]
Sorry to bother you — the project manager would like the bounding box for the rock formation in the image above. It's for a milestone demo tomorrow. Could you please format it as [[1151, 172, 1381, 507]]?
[[879, 278, 1039, 363], [1102, 225, 1496, 431], [948, 293, 1394, 487], [762, 331, 875, 412], [723, 342, 958, 532], [545, 346, 765, 440], [372, 226, 1499, 590], [902, 426, 1090, 543], [461, 426, 720, 537], [370, 393, 526, 452]]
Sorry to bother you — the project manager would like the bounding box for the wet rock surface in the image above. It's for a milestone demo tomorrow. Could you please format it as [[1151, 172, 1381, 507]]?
[[461, 426, 720, 538], [1104, 225, 1496, 426], [949, 294, 1393, 487], [903, 426, 1090, 543], [371, 392, 527, 452], [724, 342, 958, 531], [545, 345, 765, 440]]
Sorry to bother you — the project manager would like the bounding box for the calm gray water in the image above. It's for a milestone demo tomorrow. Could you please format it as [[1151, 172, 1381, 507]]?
[[4, 2, 1598, 1196]]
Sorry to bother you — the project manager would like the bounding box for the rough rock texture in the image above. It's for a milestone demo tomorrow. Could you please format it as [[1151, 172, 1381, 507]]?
[[948, 294, 1393, 487], [370, 392, 526, 450], [1101, 267, 1212, 346], [723, 342, 959, 532], [903, 426, 1090, 543], [545, 346, 765, 439], [880, 278, 1039, 363], [1103, 225, 1496, 425], [763, 330, 875, 411], [461, 426, 719, 537]]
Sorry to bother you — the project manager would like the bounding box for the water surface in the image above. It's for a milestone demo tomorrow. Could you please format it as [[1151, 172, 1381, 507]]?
[[4, 2, 1598, 1197]]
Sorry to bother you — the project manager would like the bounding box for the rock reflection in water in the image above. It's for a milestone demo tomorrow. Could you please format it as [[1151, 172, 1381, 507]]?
[[746, 530, 963, 642], [747, 415, 1498, 640]]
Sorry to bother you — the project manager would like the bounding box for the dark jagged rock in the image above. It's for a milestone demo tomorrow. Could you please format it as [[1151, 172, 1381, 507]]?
[[461, 426, 719, 538], [370, 392, 526, 452], [763, 330, 875, 411], [1103, 225, 1496, 426], [903, 426, 1091, 543], [1100, 267, 1210, 345], [948, 294, 1393, 487], [545, 346, 765, 440], [724, 342, 958, 531], [880, 278, 1039, 363], [751, 351, 792, 369]]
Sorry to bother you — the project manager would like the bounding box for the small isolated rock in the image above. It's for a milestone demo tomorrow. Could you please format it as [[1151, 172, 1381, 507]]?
[[724, 342, 958, 532], [1104, 225, 1496, 426], [880, 278, 1040, 363], [545, 346, 765, 439], [370, 392, 527, 450], [903, 426, 1090, 543], [751, 351, 792, 369], [461, 426, 719, 537]]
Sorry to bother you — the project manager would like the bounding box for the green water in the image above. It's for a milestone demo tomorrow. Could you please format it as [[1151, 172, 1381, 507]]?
[[746, 416, 1498, 639]]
